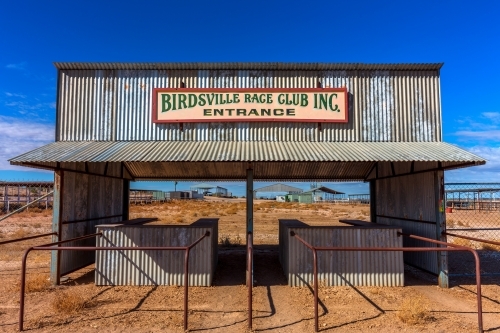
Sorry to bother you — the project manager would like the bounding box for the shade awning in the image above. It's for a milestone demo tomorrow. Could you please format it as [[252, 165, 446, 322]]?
[[9, 141, 485, 181]]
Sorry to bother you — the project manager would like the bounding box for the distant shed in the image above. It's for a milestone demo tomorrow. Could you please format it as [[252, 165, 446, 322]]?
[[9, 62, 486, 288]]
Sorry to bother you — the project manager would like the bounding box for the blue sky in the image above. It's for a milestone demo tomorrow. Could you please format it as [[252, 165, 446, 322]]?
[[1, 0, 499, 196]]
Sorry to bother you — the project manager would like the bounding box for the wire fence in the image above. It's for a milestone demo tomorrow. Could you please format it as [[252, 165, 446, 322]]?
[[445, 183, 500, 276], [0, 182, 55, 262]]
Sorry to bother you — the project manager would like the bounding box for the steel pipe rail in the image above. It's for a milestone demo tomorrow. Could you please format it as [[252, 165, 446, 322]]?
[[443, 231, 500, 247], [0, 232, 57, 246], [19, 231, 210, 331], [290, 231, 483, 333]]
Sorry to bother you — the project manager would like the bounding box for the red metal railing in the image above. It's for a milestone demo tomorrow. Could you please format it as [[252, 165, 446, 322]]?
[[247, 231, 253, 330], [0, 232, 57, 246], [19, 231, 211, 331], [290, 231, 484, 333], [444, 231, 500, 247]]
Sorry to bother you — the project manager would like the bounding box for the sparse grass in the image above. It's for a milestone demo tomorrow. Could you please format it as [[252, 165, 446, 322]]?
[[13, 274, 51, 293], [397, 296, 432, 325], [175, 216, 184, 223], [451, 237, 475, 248], [456, 220, 470, 227], [226, 207, 239, 215], [12, 228, 30, 239], [219, 234, 242, 247], [33, 222, 42, 228], [52, 288, 96, 314], [481, 240, 500, 251], [200, 211, 209, 217]]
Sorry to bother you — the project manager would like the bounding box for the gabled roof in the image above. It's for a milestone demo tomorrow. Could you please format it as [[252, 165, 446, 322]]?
[[305, 187, 344, 195], [254, 183, 303, 193]]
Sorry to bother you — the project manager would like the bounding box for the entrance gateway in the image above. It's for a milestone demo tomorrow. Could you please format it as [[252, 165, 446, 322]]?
[[10, 62, 485, 289]]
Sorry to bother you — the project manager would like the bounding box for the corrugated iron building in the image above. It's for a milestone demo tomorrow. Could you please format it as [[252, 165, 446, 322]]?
[[9, 62, 485, 287]]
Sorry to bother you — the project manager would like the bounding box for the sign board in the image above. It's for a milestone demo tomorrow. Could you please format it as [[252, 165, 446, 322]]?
[[153, 88, 348, 123]]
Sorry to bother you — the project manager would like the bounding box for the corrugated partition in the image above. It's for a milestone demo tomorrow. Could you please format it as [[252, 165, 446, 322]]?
[[95, 219, 218, 286], [56, 67, 441, 143], [279, 220, 404, 287], [375, 171, 440, 274], [59, 166, 124, 275]]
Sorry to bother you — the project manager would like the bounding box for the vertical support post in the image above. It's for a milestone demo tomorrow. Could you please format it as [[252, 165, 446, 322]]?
[[369, 180, 377, 223], [27, 186, 30, 212], [3, 185, 8, 213], [50, 170, 63, 285], [122, 179, 130, 221], [246, 167, 253, 287], [184, 248, 189, 331], [435, 170, 449, 288]]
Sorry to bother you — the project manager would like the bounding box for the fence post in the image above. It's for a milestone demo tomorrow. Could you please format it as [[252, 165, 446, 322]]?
[[436, 171, 449, 288]]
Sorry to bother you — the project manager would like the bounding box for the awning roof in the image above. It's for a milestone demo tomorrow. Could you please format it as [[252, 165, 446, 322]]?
[[9, 141, 484, 164], [9, 141, 485, 181]]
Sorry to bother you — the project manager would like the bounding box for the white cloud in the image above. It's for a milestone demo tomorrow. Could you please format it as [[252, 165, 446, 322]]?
[[481, 112, 500, 123], [451, 112, 500, 143], [5, 92, 27, 98], [454, 130, 500, 141], [0, 116, 54, 171], [446, 145, 500, 182], [5, 62, 27, 70]]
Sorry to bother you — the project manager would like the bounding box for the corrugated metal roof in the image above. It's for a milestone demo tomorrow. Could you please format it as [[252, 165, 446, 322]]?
[[254, 183, 304, 193], [9, 141, 485, 164], [53, 62, 443, 71], [305, 186, 344, 195]]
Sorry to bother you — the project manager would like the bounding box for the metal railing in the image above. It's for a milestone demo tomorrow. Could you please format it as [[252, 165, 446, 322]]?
[[289, 231, 483, 333], [19, 231, 211, 331], [247, 231, 253, 330], [0, 232, 57, 246]]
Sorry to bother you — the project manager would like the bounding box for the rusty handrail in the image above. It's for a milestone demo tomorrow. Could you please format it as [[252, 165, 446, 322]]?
[[443, 231, 500, 247], [0, 232, 57, 246], [19, 231, 210, 331], [290, 231, 483, 333], [247, 231, 253, 330]]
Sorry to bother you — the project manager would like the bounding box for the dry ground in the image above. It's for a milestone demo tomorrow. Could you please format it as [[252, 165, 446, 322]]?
[[0, 200, 500, 332]]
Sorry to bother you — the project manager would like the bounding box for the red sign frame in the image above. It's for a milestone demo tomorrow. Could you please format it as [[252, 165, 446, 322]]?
[[152, 88, 348, 123]]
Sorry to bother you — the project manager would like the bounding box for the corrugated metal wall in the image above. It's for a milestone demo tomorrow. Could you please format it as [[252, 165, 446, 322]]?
[[279, 221, 404, 287], [57, 69, 441, 142], [95, 223, 217, 286], [375, 171, 439, 274], [60, 170, 124, 275]]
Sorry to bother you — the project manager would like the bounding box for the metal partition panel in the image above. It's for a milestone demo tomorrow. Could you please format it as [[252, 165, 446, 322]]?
[[279, 221, 404, 287], [59, 171, 124, 275], [376, 171, 440, 274], [95, 222, 217, 286]]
